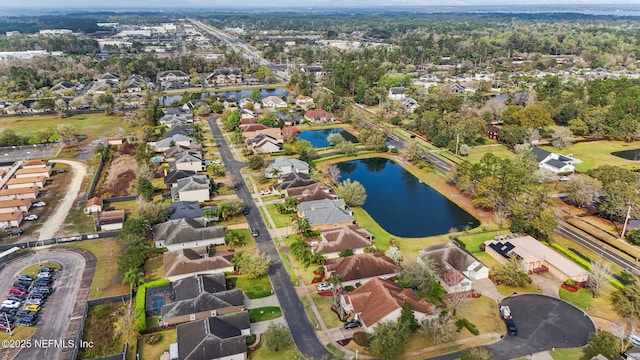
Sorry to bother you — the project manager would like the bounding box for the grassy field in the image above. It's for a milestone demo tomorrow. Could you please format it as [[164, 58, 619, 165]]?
[[463, 144, 517, 164], [143, 254, 164, 282], [540, 140, 640, 171], [265, 204, 293, 228], [310, 294, 343, 329], [549, 348, 587, 360], [559, 284, 619, 320], [249, 307, 282, 323], [138, 329, 176, 360], [235, 275, 272, 299], [455, 229, 510, 254], [457, 296, 504, 336], [248, 344, 301, 360], [0, 327, 37, 346], [64, 238, 128, 298], [0, 113, 126, 140]]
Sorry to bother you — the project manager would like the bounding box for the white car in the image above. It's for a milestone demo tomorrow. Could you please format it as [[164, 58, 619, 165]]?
[[316, 283, 334, 292], [1, 300, 21, 309], [25, 214, 38, 221], [32, 201, 46, 207], [499, 305, 512, 320], [25, 298, 43, 306], [259, 190, 271, 196]]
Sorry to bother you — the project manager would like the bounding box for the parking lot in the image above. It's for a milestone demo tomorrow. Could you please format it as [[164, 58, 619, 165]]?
[[0, 144, 58, 163], [0, 250, 85, 360]]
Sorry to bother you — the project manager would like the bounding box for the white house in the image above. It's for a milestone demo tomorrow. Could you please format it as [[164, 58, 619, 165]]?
[[171, 175, 210, 203], [531, 147, 582, 174], [418, 241, 489, 293], [388, 87, 407, 100], [264, 157, 310, 178], [261, 96, 287, 109]]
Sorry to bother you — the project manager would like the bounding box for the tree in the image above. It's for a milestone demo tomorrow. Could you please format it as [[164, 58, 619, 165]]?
[[326, 164, 341, 184], [460, 347, 495, 360], [137, 201, 171, 225], [492, 255, 529, 287], [54, 98, 67, 118], [588, 258, 612, 298], [254, 66, 273, 81], [585, 331, 619, 359], [249, 89, 262, 102], [136, 177, 154, 201], [327, 133, 345, 146], [263, 323, 292, 351], [293, 217, 311, 236], [443, 270, 470, 315], [282, 126, 299, 141], [56, 124, 77, 143], [398, 260, 438, 294], [120, 217, 150, 243], [338, 248, 354, 257], [369, 320, 410, 360], [612, 281, 640, 320], [406, 142, 425, 162], [237, 252, 271, 280], [123, 267, 145, 289], [247, 155, 265, 170], [336, 141, 357, 155], [336, 179, 367, 206], [216, 199, 244, 221], [550, 126, 573, 148], [224, 230, 245, 250], [399, 303, 418, 332], [420, 313, 457, 345], [385, 246, 403, 265]]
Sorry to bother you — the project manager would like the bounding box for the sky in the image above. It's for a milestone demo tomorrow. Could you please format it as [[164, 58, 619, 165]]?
[[2, 0, 640, 8]]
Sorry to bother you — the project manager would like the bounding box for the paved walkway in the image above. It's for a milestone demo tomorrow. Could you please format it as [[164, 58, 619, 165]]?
[[245, 294, 280, 308], [473, 278, 505, 302]]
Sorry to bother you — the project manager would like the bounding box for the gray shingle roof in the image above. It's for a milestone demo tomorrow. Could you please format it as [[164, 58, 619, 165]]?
[[172, 274, 227, 300], [177, 312, 250, 360], [161, 289, 244, 319], [153, 218, 223, 245], [164, 170, 197, 187], [169, 201, 203, 220], [175, 175, 210, 193], [531, 147, 551, 163], [299, 199, 353, 227]]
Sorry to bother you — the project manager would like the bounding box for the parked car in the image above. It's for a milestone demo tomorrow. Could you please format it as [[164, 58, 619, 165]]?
[[6, 229, 23, 236], [344, 320, 362, 329], [259, 189, 271, 195], [7, 296, 25, 303], [0, 315, 15, 324], [24, 304, 40, 313], [36, 272, 52, 279], [17, 275, 34, 282], [630, 334, 640, 346], [86, 234, 99, 239], [0, 322, 15, 332], [0, 308, 17, 316], [25, 299, 43, 306], [251, 228, 259, 237], [1, 300, 20, 309], [13, 281, 31, 289], [243, 206, 250, 215], [316, 283, 334, 291], [34, 287, 51, 295], [17, 316, 36, 326], [30, 292, 47, 300], [32, 201, 46, 207], [39, 267, 55, 273], [34, 279, 52, 287], [499, 305, 512, 320], [24, 214, 38, 221], [505, 319, 518, 336], [15, 310, 32, 318], [8, 288, 27, 296]]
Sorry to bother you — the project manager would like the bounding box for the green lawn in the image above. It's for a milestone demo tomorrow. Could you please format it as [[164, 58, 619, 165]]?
[[20, 261, 59, 276], [265, 204, 294, 228], [249, 344, 301, 360], [496, 282, 541, 296], [138, 329, 177, 360], [235, 275, 272, 299], [455, 229, 509, 253], [310, 294, 343, 329], [248, 307, 282, 323], [143, 254, 164, 282], [540, 140, 640, 171], [463, 144, 517, 164], [0, 113, 126, 140], [549, 348, 587, 360], [0, 327, 37, 345]]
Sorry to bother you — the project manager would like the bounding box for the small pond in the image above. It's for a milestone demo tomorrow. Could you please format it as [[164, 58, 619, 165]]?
[[337, 158, 479, 237], [612, 149, 640, 161], [158, 88, 288, 105], [298, 128, 358, 148]]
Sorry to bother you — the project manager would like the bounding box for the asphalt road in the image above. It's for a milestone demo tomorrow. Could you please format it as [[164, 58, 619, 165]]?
[[0, 250, 85, 360], [421, 152, 454, 173], [556, 221, 640, 275], [207, 117, 331, 359]]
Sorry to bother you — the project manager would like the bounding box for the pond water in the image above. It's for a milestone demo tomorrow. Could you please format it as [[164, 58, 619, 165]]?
[[158, 88, 288, 106], [612, 149, 640, 161], [298, 128, 358, 148], [337, 158, 479, 237]]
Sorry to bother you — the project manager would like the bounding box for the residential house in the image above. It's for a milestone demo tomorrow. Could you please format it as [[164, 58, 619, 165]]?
[[388, 87, 407, 100], [98, 210, 125, 231], [205, 68, 243, 86], [295, 95, 315, 110], [157, 70, 190, 87], [162, 144, 202, 161], [324, 253, 400, 287], [161, 275, 244, 325], [313, 225, 373, 259], [300, 64, 323, 78], [298, 199, 354, 230], [171, 175, 210, 203], [124, 75, 147, 92], [449, 83, 467, 94], [418, 242, 489, 294], [241, 125, 283, 143], [22, 160, 48, 169], [172, 152, 205, 172], [486, 124, 500, 140], [96, 72, 120, 84], [159, 113, 194, 128], [182, 100, 207, 113], [5, 176, 46, 189], [275, 111, 302, 126], [50, 81, 75, 94], [0, 212, 23, 228], [246, 134, 282, 154], [238, 98, 257, 111], [264, 157, 310, 178], [0, 187, 39, 201], [169, 201, 204, 220], [340, 277, 435, 333], [154, 134, 194, 152], [174, 311, 251, 360], [474, 71, 494, 81], [261, 96, 287, 109], [164, 170, 197, 189], [88, 81, 113, 94], [15, 166, 51, 178], [0, 199, 31, 214], [153, 218, 225, 250], [164, 250, 234, 281], [531, 147, 581, 174], [304, 109, 334, 123], [285, 182, 337, 203], [84, 197, 103, 214], [401, 98, 419, 113], [273, 173, 317, 192], [484, 235, 589, 282], [120, 93, 144, 107]]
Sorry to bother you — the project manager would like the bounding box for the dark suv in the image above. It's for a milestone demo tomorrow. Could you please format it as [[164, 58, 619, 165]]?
[[7, 229, 23, 236]]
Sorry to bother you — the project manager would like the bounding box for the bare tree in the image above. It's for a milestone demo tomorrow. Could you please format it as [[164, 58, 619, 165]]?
[[443, 270, 470, 315], [588, 258, 613, 298], [420, 313, 457, 344], [326, 164, 341, 184], [565, 174, 602, 208]]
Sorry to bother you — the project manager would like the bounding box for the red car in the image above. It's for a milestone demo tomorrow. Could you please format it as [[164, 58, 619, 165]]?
[[8, 287, 27, 296]]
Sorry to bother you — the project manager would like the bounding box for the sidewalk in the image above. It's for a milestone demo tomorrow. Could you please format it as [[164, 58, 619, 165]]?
[[245, 294, 280, 308]]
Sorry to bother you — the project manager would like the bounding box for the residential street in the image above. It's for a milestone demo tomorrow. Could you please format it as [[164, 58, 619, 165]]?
[[207, 116, 331, 359]]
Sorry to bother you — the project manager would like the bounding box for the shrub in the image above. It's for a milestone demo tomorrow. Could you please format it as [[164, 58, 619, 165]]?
[[455, 318, 479, 335], [564, 279, 576, 287], [389, 147, 399, 154], [343, 285, 355, 292], [145, 333, 162, 345], [352, 331, 371, 346]]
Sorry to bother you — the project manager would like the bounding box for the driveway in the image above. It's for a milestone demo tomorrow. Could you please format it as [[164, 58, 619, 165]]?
[[486, 294, 595, 360], [38, 160, 87, 241], [207, 117, 331, 359]]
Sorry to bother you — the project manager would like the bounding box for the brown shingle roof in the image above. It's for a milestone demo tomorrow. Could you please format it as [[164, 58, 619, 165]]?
[[6, 176, 46, 185], [343, 277, 434, 328], [0, 199, 31, 209], [0, 187, 38, 196], [0, 212, 22, 221], [324, 252, 399, 282], [316, 225, 372, 254], [15, 167, 51, 175], [22, 160, 48, 168], [164, 249, 233, 278], [286, 182, 337, 203], [86, 197, 103, 207]]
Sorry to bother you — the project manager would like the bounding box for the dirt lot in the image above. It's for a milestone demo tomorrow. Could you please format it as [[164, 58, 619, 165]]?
[[97, 146, 138, 197]]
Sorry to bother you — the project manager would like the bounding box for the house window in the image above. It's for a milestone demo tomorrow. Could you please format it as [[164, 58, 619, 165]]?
[[189, 314, 196, 321]]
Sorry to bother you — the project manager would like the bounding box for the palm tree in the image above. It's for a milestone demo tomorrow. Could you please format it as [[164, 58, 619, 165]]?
[[225, 230, 244, 250], [123, 268, 145, 291], [216, 202, 233, 221], [293, 217, 311, 236]]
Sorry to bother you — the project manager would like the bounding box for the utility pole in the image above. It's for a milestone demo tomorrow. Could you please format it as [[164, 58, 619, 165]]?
[[621, 204, 632, 240], [455, 133, 460, 156]]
